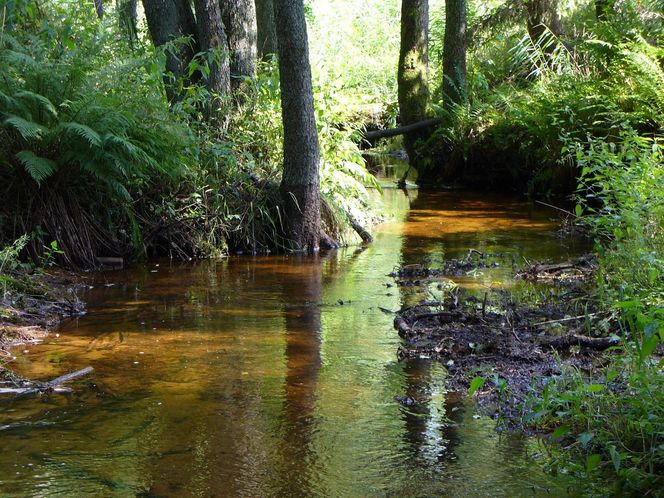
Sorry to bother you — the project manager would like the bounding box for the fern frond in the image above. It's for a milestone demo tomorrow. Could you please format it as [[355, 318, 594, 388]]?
[[3, 115, 45, 141], [1, 49, 39, 69], [59, 122, 102, 147], [15, 150, 57, 184], [0, 90, 20, 112], [14, 91, 58, 119]]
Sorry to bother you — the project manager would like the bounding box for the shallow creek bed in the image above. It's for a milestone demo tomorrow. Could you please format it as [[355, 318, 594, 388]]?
[[389, 253, 619, 419]]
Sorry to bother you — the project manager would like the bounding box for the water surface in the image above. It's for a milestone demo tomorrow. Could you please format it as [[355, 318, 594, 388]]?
[[1, 182, 587, 497]]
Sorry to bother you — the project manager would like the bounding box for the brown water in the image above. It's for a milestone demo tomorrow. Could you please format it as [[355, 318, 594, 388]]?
[[1, 182, 589, 497]]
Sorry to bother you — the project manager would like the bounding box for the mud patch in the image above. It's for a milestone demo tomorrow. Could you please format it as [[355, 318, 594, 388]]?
[[1, 271, 85, 359], [390, 256, 615, 421]]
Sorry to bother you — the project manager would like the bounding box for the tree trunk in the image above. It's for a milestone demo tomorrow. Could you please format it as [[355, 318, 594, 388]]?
[[525, 0, 563, 47], [93, 0, 104, 18], [398, 0, 429, 168], [222, 0, 258, 91], [274, 0, 321, 252], [142, 0, 200, 103], [255, 0, 278, 59], [442, 0, 467, 105], [193, 0, 232, 120], [594, 0, 614, 20], [118, 0, 138, 48]]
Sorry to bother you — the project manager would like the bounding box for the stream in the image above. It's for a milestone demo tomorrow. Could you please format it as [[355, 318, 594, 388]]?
[[0, 158, 589, 497]]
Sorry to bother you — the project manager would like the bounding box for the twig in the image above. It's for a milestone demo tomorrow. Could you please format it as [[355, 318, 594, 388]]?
[[535, 200, 577, 218], [534, 313, 603, 326]]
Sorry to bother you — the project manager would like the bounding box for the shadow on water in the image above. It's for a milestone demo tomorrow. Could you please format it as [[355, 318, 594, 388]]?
[[0, 159, 587, 496]]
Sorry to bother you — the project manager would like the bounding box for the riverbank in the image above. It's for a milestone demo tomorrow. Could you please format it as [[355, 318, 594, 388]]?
[[0, 270, 85, 372]]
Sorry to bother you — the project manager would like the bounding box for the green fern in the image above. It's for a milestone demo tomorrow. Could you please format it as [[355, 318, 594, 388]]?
[[14, 90, 58, 119], [59, 122, 102, 147], [3, 115, 45, 141], [15, 150, 57, 184]]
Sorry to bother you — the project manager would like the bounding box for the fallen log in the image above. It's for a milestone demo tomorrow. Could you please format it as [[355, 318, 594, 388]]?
[[0, 366, 94, 395], [362, 118, 443, 143]]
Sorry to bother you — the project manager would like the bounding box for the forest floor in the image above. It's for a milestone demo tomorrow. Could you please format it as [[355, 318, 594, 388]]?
[[0, 270, 86, 375], [390, 254, 619, 425]]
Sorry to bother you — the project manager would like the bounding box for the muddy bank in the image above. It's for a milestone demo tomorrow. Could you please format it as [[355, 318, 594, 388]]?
[[390, 254, 615, 420], [0, 271, 85, 366]]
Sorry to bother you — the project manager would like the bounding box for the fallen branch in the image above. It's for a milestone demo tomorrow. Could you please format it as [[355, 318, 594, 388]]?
[[362, 118, 443, 142], [0, 366, 94, 395], [540, 334, 619, 351], [346, 212, 373, 243]]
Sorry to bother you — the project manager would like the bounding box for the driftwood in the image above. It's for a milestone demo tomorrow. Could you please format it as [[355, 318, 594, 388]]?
[[540, 334, 619, 351], [362, 118, 443, 142], [0, 366, 93, 395]]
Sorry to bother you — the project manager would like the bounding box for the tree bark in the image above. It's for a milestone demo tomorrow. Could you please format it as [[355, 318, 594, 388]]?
[[222, 0, 258, 91], [274, 0, 321, 252], [193, 0, 232, 120], [524, 0, 563, 48], [255, 0, 278, 59], [142, 0, 200, 103], [398, 0, 429, 166], [118, 0, 138, 47], [442, 0, 467, 105], [93, 0, 104, 18]]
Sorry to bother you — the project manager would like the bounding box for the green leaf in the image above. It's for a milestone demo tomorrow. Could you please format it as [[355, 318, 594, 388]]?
[[578, 432, 594, 449], [60, 122, 102, 147], [586, 454, 602, 472], [575, 204, 583, 217], [468, 376, 486, 396], [608, 445, 621, 472], [641, 334, 659, 357], [3, 115, 45, 141], [524, 410, 549, 423], [14, 90, 58, 118], [585, 383, 605, 393], [552, 425, 570, 439], [15, 151, 57, 185]]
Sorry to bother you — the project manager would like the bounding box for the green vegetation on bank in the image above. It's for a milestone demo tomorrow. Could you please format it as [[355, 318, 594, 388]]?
[[0, 0, 378, 267]]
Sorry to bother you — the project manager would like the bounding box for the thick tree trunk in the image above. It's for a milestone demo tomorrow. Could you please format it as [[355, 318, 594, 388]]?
[[274, 0, 321, 252], [193, 0, 232, 120], [223, 0, 258, 91], [442, 0, 467, 105], [255, 0, 278, 59], [142, 0, 199, 103], [398, 0, 429, 166]]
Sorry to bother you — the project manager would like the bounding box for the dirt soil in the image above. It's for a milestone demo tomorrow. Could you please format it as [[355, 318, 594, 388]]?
[[390, 254, 617, 421], [1, 270, 85, 369]]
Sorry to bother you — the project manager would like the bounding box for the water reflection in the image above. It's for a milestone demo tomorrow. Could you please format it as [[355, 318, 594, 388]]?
[[0, 178, 585, 497]]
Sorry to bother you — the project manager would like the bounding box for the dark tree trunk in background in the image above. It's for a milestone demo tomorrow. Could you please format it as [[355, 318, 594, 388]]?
[[525, 0, 563, 47], [594, 0, 614, 20], [255, 0, 278, 59], [222, 0, 258, 91], [142, 0, 199, 103], [193, 0, 232, 119], [398, 0, 429, 167], [442, 0, 467, 105], [274, 0, 321, 252], [118, 0, 138, 47], [93, 0, 104, 18]]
